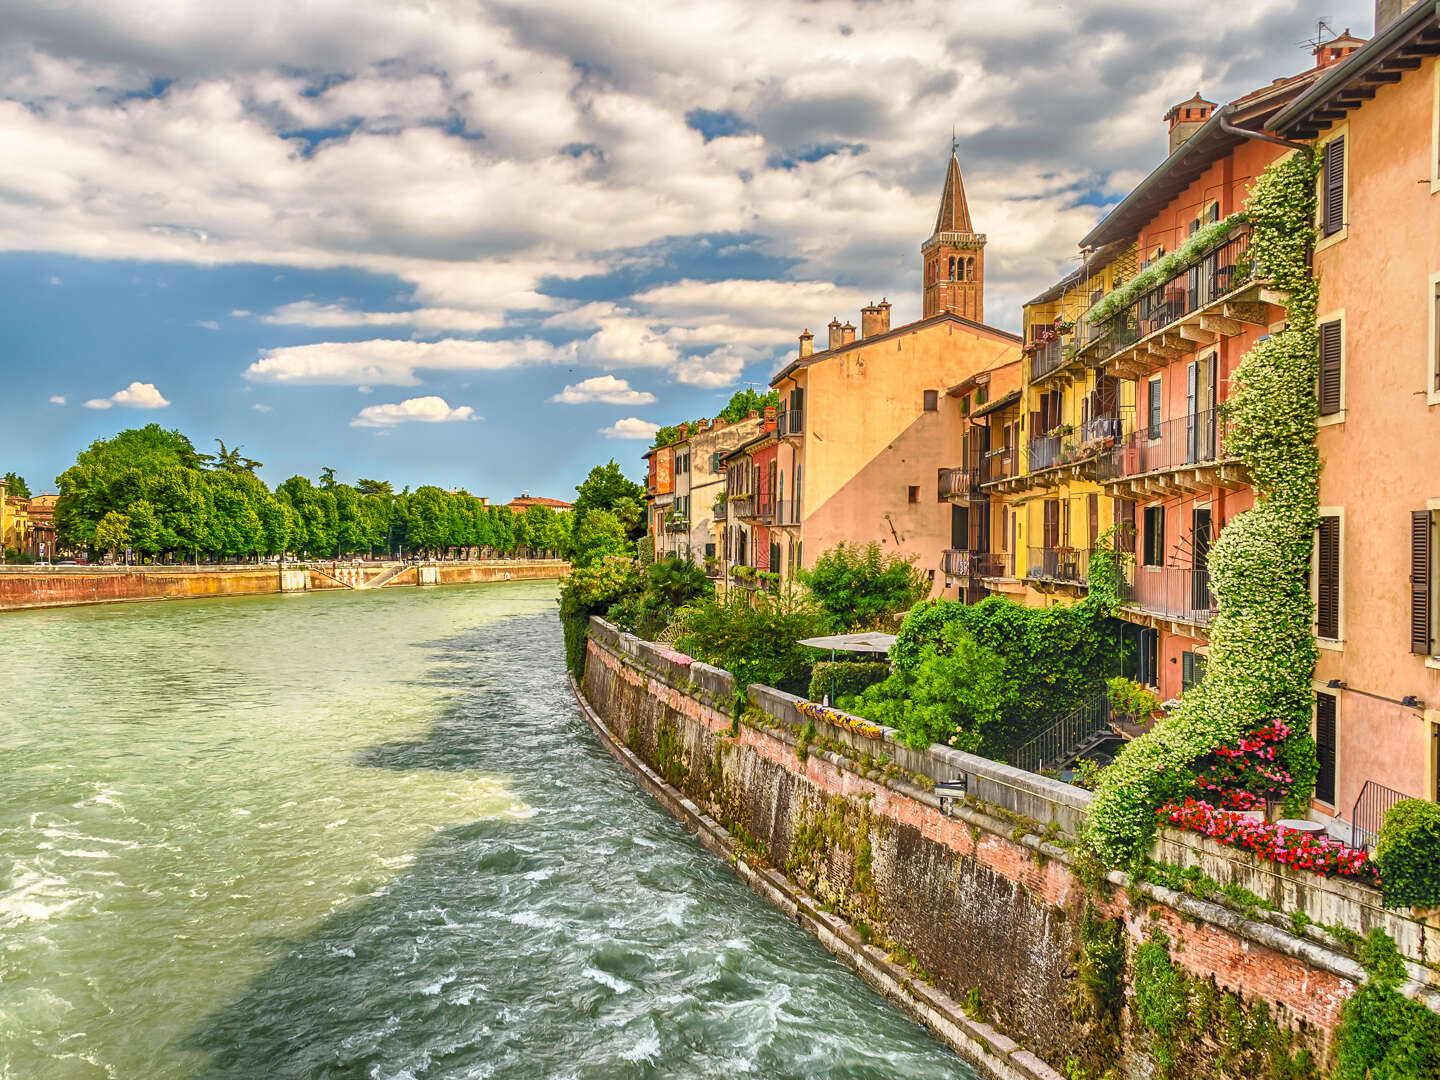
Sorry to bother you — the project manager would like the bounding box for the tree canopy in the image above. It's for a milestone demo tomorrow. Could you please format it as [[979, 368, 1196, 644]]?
[[3, 472, 31, 499]]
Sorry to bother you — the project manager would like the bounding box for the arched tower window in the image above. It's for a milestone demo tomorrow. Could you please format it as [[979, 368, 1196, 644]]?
[[948, 257, 956, 281]]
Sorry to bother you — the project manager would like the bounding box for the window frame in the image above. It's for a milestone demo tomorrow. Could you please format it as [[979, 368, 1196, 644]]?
[[1316, 126, 1350, 251], [1313, 508, 1344, 649], [1146, 377, 1162, 439], [1317, 310, 1346, 425], [1142, 504, 1164, 568]]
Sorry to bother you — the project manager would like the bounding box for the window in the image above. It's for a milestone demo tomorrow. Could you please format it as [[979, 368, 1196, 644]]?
[[976, 385, 989, 406], [1316, 514, 1341, 641], [923, 389, 939, 411], [948, 257, 956, 281], [1114, 498, 1136, 555], [961, 394, 971, 414], [1147, 378, 1162, 438], [705, 542, 715, 558], [1314, 693, 1338, 805], [1322, 136, 1346, 237], [1412, 509, 1436, 656], [907, 485, 920, 504], [1143, 506, 1164, 567], [1318, 319, 1343, 415], [1431, 276, 1440, 396], [1181, 651, 1207, 690]]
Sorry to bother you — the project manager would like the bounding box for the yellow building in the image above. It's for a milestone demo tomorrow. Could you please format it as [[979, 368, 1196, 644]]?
[[0, 479, 31, 559], [982, 243, 1137, 606]]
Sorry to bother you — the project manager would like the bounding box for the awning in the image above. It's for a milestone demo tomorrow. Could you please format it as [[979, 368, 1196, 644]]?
[[798, 632, 898, 654]]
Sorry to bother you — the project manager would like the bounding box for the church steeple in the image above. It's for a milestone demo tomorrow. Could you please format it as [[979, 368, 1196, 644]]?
[[922, 150, 986, 322]]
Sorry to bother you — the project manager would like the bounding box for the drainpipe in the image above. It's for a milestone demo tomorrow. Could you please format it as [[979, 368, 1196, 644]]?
[[1217, 113, 1312, 157]]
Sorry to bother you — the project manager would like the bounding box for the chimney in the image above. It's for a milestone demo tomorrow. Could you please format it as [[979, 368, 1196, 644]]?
[[841, 321, 856, 346], [1164, 93, 1216, 155], [1315, 27, 1367, 68], [1375, 1, 1406, 33], [763, 406, 777, 431], [698, 418, 710, 432], [678, 422, 689, 440], [799, 328, 814, 358], [827, 317, 843, 351], [860, 298, 891, 339], [747, 409, 759, 419]]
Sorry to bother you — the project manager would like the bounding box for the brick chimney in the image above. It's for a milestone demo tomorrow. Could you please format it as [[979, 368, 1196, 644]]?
[[747, 410, 759, 420], [1375, 1, 1406, 32], [698, 418, 711, 432], [841, 321, 856, 346], [1164, 93, 1216, 155], [763, 406, 777, 431], [1315, 28, 1367, 68], [678, 422, 689, 439], [827, 317, 843, 351], [799, 328, 814, 357], [860, 298, 891, 339]]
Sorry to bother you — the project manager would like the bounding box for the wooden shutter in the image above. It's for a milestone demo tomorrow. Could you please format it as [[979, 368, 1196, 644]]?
[[1318, 320, 1343, 415], [1316, 515, 1340, 639], [1314, 694, 1337, 805], [1088, 494, 1099, 549], [1413, 510, 1433, 654], [1323, 137, 1345, 236], [1043, 499, 1060, 548], [1181, 651, 1195, 689]]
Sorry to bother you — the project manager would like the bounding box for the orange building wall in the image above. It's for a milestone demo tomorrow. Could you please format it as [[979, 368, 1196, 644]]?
[[1312, 56, 1440, 816]]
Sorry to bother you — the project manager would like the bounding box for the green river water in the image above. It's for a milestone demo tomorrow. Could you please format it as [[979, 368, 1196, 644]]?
[[0, 582, 975, 1079]]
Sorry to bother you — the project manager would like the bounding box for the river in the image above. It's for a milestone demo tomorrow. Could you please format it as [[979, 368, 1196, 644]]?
[[0, 582, 975, 1079]]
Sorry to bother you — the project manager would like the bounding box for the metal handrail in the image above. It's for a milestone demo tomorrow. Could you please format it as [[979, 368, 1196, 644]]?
[[1351, 780, 1414, 852], [1010, 687, 1111, 775]]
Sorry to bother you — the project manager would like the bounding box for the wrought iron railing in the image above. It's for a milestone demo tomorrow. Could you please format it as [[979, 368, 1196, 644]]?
[[1028, 337, 1067, 381], [772, 500, 800, 526], [1120, 564, 1213, 624], [940, 467, 977, 498], [1027, 546, 1090, 584], [982, 446, 1019, 484], [1010, 687, 1112, 775], [1029, 434, 1063, 472], [1351, 780, 1413, 852], [941, 548, 972, 576], [714, 503, 728, 522], [779, 408, 804, 437], [1099, 407, 1229, 482], [973, 551, 1014, 578]]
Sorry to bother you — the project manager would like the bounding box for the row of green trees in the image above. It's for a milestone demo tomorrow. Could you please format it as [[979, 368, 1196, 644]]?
[[55, 425, 571, 561]]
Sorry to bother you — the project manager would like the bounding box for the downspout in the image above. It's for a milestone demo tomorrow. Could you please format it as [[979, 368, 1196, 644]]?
[[1217, 112, 1312, 157]]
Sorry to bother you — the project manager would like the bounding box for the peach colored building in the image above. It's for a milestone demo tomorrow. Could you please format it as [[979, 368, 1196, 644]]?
[[768, 152, 1021, 595], [1270, 1, 1440, 836]]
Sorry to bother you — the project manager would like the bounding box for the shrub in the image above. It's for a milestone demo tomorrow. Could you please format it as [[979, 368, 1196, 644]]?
[[1106, 677, 1159, 724], [1374, 799, 1440, 910], [807, 661, 890, 704], [1336, 929, 1440, 1079], [607, 556, 713, 640], [797, 541, 929, 631], [557, 555, 644, 673], [670, 585, 828, 696]]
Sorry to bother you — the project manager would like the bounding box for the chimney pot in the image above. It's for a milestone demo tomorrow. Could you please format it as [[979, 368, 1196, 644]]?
[[827, 317, 843, 351], [799, 327, 814, 358], [860, 299, 891, 339], [841, 321, 856, 346], [1164, 92, 1216, 155], [1375, 1, 1404, 33]]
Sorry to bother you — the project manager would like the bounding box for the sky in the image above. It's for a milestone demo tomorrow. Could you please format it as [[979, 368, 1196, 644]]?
[[0, 0, 1375, 499]]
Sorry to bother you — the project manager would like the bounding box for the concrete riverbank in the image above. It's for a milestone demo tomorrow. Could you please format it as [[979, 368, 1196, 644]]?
[[0, 559, 568, 612]]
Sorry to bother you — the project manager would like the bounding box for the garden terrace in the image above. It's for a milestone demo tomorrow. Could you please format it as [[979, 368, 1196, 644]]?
[[1096, 407, 1247, 499]]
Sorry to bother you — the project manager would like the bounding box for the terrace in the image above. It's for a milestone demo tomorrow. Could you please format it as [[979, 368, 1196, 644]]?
[[1098, 408, 1246, 499]]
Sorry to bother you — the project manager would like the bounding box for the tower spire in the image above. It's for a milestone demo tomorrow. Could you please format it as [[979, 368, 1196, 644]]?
[[932, 150, 974, 235], [921, 146, 987, 322]]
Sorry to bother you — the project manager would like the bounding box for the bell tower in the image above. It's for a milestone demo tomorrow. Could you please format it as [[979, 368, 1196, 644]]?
[[922, 150, 986, 322]]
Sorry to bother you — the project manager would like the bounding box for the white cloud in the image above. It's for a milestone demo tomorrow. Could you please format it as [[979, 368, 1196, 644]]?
[[245, 337, 563, 386], [551, 375, 656, 405], [600, 417, 661, 440], [197, 319, 219, 330], [48, 394, 66, 404], [251, 402, 272, 412], [350, 395, 477, 427], [258, 300, 503, 332], [82, 381, 170, 410], [48, 275, 61, 286]]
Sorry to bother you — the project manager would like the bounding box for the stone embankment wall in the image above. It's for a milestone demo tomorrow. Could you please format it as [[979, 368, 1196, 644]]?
[[575, 618, 1440, 1080], [0, 560, 567, 612]]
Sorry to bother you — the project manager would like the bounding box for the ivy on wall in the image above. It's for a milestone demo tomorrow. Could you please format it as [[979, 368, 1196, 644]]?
[[1086, 151, 1322, 866]]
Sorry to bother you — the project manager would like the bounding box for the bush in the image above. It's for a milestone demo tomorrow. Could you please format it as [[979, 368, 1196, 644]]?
[[1336, 929, 1440, 1079], [797, 541, 929, 631], [671, 586, 828, 697], [1107, 677, 1159, 724], [807, 661, 890, 704], [1374, 799, 1440, 910], [607, 556, 713, 640], [557, 556, 644, 674]]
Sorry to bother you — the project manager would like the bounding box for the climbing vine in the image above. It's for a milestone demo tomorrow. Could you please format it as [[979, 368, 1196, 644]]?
[[1084, 214, 1245, 325], [1087, 150, 1322, 866]]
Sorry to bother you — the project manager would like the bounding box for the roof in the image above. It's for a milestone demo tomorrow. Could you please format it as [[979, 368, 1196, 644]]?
[[771, 311, 1023, 386], [1023, 239, 1132, 307], [931, 152, 974, 235], [1080, 66, 1330, 249], [507, 496, 574, 510], [971, 388, 1022, 419], [946, 357, 1020, 397], [720, 427, 777, 463], [1270, 3, 1440, 138]]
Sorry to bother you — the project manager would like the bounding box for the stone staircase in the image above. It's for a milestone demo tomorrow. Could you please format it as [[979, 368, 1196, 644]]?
[[361, 563, 413, 589]]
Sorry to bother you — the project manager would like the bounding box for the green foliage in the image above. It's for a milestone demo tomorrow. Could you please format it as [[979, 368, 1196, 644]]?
[[807, 661, 890, 704], [717, 388, 780, 425], [1088, 151, 1323, 866], [1077, 904, 1127, 1020], [558, 556, 645, 673], [1106, 677, 1159, 724], [606, 556, 713, 640], [797, 541, 929, 631], [94, 510, 130, 556], [570, 508, 630, 568], [671, 586, 827, 696], [1132, 934, 1188, 1074], [1336, 929, 1440, 1079], [3, 471, 31, 499], [1374, 800, 1440, 910], [1084, 214, 1244, 326], [1072, 759, 1110, 792], [572, 460, 646, 538]]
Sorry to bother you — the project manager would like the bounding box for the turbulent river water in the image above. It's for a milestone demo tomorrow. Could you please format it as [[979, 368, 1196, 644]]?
[[0, 582, 975, 1079]]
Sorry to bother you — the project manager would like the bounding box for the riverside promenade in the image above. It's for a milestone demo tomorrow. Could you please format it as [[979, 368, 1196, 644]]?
[[0, 559, 569, 612]]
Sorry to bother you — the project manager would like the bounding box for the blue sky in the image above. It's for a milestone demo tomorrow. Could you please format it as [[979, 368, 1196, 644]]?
[[0, 0, 1373, 499]]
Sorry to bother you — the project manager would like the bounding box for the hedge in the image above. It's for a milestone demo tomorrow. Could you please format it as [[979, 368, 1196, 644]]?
[[1374, 799, 1440, 909]]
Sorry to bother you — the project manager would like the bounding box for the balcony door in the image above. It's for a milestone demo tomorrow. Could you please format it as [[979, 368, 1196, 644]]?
[[1185, 355, 1217, 463], [952, 504, 969, 550], [1192, 508, 1213, 612]]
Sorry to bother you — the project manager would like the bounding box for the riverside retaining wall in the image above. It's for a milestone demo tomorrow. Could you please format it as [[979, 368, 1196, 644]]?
[[575, 617, 1440, 1080], [0, 560, 567, 612]]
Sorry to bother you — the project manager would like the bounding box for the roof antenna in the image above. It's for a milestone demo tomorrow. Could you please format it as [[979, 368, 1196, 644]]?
[[1299, 17, 1336, 53]]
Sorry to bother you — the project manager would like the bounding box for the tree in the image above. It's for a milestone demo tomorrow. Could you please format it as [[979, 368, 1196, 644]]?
[[318, 466, 337, 490], [3, 472, 30, 499], [95, 511, 130, 560], [798, 541, 929, 631], [671, 586, 827, 697], [355, 478, 392, 496], [570, 509, 629, 568], [574, 461, 645, 519], [717, 388, 779, 425]]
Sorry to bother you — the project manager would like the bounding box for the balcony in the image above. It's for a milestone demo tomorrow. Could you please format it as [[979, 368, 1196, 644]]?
[[664, 516, 689, 533], [729, 494, 756, 521], [940, 466, 984, 501], [1119, 564, 1214, 628], [973, 551, 1015, 579], [1025, 546, 1091, 588], [1010, 413, 1129, 491], [940, 548, 972, 576], [978, 446, 1020, 490], [714, 502, 728, 523], [1097, 408, 1245, 498], [1027, 337, 1067, 382], [772, 499, 801, 528], [1089, 225, 1282, 379], [779, 408, 804, 439]]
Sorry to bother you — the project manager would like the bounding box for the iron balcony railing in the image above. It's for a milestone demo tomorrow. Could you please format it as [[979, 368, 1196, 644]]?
[[1099, 407, 1228, 482], [1026, 546, 1090, 585], [778, 408, 804, 437], [729, 494, 756, 520], [1120, 564, 1214, 624], [941, 548, 972, 576], [1028, 337, 1067, 381], [772, 500, 801, 526], [982, 446, 1019, 484], [939, 467, 978, 498], [1010, 687, 1112, 775], [973, 551, 1014, 578], [714, 503, 728, 522], [1029, 434, 1062, 472], [1351, 780, 1413, 852], [664, 516, 689, 533], [1094, 225, 1256, 354]]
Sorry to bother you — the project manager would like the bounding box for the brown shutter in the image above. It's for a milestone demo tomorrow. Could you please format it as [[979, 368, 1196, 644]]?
[[1323, 137, 1345, 236], [1088, 494, 1099, 549], [1413, 510, 1433, 654], [1318, 320, 1342, 415], [1314, 694, 1337, 805], [1316, 515, 1340, 639]]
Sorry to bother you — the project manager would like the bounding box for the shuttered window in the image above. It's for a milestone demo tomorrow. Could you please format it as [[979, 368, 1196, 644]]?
[[1323, 136, 1346, 236], [1315, 694, 1338, 805], [1316, 515, 1341, 640], [1433, 282, 1440, 392], [1143, 506, 1164, 567], [1147, 379, 1162, 438], [1413, 510, 1433, 655], [1318, 320, 1343, 415]]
